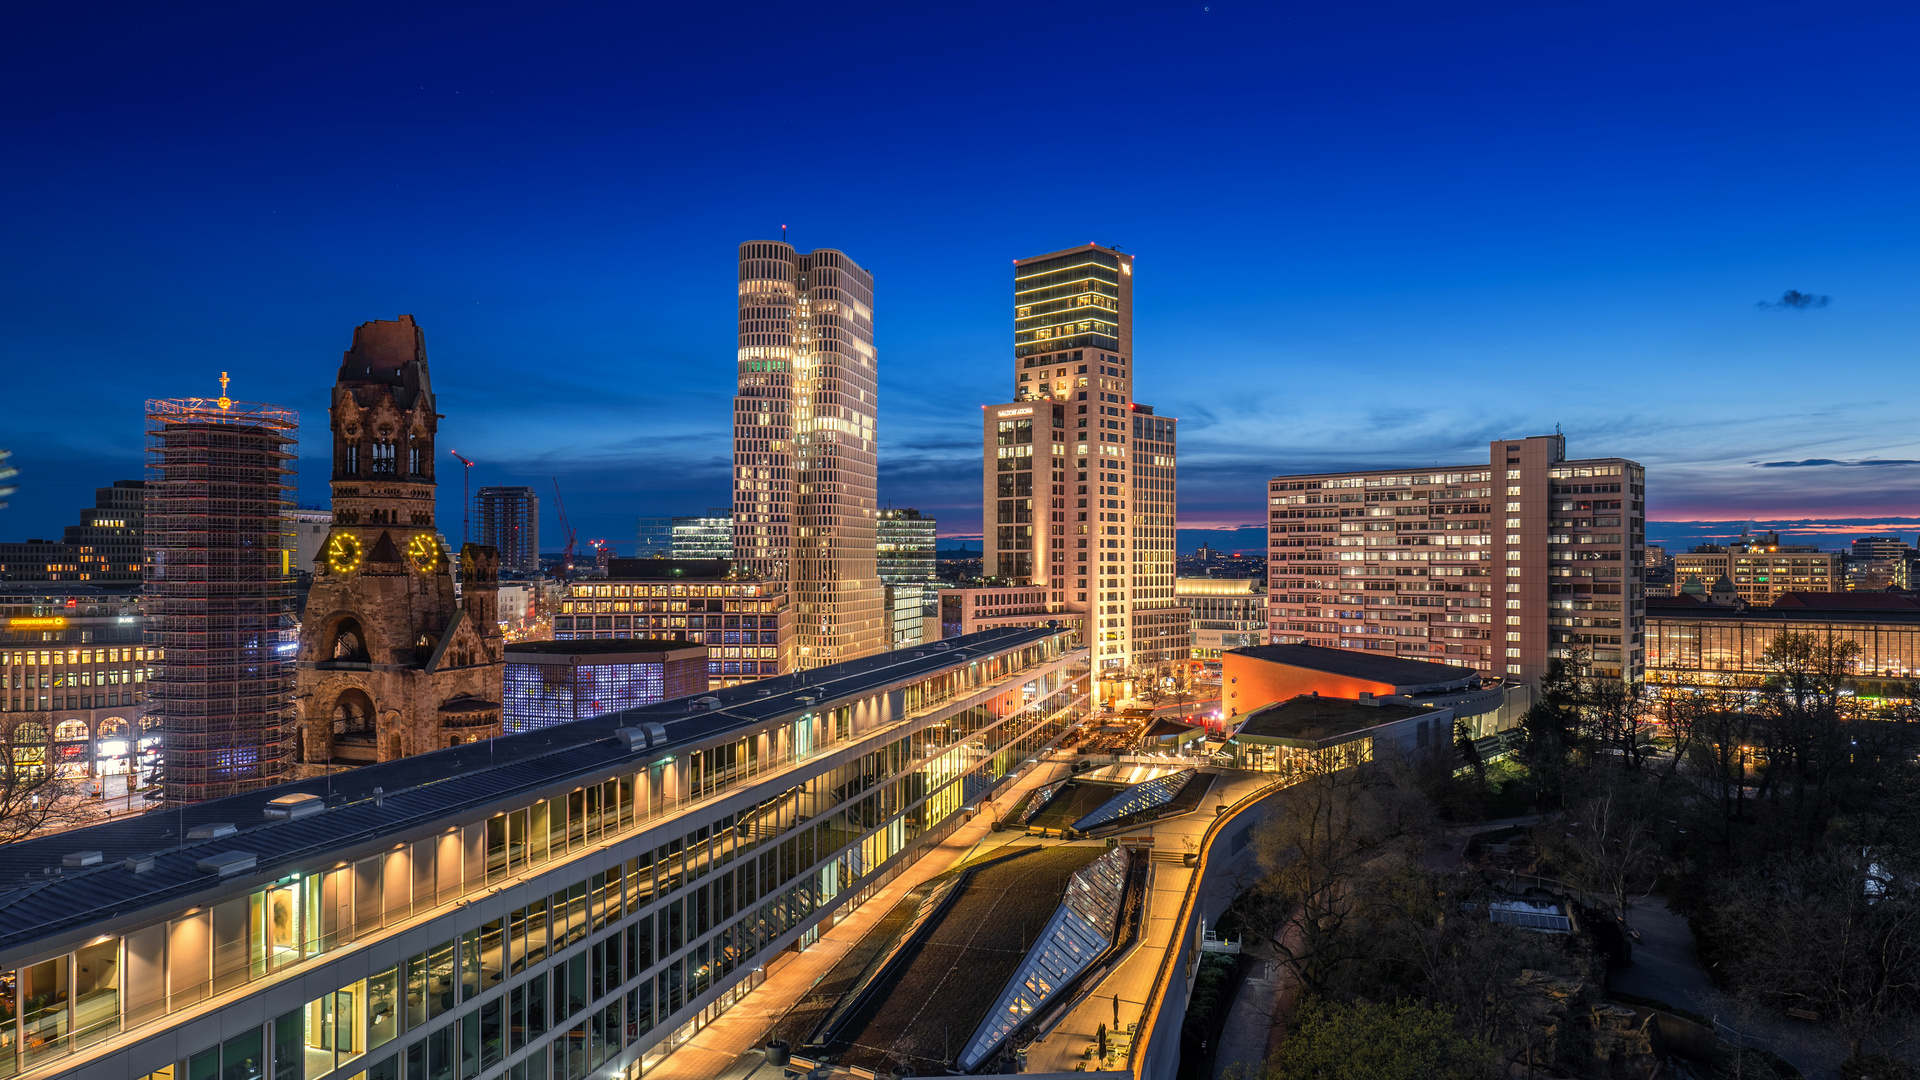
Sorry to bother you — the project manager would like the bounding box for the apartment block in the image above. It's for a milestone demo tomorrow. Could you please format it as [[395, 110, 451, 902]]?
[[476, 487, 540, 577], [982, 243, 1186, 693], [1268, 434, 1645, 685]]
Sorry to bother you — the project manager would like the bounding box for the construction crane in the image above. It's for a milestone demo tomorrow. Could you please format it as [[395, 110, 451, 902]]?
[[449, 451, 476, 548], [551, 477, 577, 581]]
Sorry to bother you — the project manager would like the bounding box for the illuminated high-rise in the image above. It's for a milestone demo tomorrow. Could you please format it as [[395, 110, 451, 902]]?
[[981, 243, 1186, 695], [732, 241, 885, 669]]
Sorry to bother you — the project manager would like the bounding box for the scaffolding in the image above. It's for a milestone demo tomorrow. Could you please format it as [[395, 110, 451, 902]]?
[[144, 397, 298, 802]]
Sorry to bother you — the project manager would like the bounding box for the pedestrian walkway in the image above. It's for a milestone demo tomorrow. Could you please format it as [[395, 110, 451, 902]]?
[[1211, 944, 1278, 1080], [642, 757, 1072, 1079], [1023, 770, 1273, 1075]]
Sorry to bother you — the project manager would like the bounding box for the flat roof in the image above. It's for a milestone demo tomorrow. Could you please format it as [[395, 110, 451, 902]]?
[[1647, 605, 1920, 626], [0, 626, 1072, 958], [1235, 694, 1431, 745], [1227, 643, 1477, 688], [505, 638, 706, 661]]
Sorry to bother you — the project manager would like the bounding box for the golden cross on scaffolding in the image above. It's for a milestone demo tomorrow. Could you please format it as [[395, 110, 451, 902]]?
[[216, 371, 233, 411]]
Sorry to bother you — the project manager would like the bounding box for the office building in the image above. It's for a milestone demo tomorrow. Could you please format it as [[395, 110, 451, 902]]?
[[502, 639, 708, 733], [1267, 434, 1645, 685], [295, 316, 506, 767], [555, 559, 793, 687], [731, 241, 884, 669], [0, 583, 154, 779], [1672, 535, 1840, 607], [1852, 536, 1911, 561], [635, 512, 733, 561], [877, 509, 938, 651], [0, 481, 146, 584], [478, 487, 541, 577], [1175, 577, 1266, 663], [0, 626, 1083, 1080], [984, 243, 1187, 695], [144, 380, 299, 801], [876, 509, 937, 584]]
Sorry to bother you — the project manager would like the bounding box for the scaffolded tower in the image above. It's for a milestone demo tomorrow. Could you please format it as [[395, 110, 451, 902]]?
[[144, 384, 298, 802]]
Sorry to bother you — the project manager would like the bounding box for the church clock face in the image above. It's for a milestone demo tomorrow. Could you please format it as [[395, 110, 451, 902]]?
[[327, 533, 363, 575], [407, 534, 440, 574]]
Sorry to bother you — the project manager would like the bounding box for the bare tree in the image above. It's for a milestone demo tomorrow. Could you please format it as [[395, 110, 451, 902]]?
[[0, 713, 90, 843], [1706, 846, 1920, 1062], [1541, 773, 1669, 921], [1252, 759, 1431, 994]]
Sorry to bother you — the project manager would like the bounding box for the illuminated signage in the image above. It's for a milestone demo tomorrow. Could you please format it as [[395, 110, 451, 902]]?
[[9, 617, 67, 629], [996, 407, 1034, 417]]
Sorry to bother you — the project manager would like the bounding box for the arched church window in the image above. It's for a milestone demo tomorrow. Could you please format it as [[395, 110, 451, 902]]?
[[328, 617, 371, 662], [332, 690, 375, 736]]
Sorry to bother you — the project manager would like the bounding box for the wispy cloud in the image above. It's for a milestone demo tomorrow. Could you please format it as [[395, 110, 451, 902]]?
[[1755, 458, 1920, 468]]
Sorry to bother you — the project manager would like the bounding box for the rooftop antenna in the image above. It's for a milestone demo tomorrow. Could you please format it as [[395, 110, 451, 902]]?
[[781, 223, 787, 244]]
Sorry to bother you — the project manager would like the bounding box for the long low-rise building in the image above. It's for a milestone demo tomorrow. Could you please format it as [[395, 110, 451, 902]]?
[[0, 626, 1087, 1080], [1646, 594, 1920, 695]]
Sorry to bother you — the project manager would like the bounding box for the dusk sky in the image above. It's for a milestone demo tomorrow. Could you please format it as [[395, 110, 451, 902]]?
[[4, 1, 1918, 554]]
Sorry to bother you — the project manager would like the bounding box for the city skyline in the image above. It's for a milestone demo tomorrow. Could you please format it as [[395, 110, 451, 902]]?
[[6, 2, 1920, 553]]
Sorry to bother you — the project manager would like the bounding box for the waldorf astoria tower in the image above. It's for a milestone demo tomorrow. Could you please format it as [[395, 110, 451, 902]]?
[[983, 243, 1187, 685], [731, 241, 886, 669]]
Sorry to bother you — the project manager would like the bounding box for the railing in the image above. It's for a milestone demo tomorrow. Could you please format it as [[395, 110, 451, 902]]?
[[1127, 773, 1294, 1078]]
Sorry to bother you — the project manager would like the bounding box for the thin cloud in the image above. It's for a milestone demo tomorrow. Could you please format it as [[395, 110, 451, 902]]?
[[1755, 458, 1920, 468], [1758, 290, 1830, 309]]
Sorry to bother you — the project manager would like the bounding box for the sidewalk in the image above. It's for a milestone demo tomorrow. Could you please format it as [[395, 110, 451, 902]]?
[[643, 757, 1071, 1079], [1211, 941, 1277, 1080], [1024, 771, 1273, 1075]]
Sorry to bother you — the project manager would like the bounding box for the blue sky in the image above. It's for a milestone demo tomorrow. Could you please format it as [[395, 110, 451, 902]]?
[[3, 0, 1917, 554]]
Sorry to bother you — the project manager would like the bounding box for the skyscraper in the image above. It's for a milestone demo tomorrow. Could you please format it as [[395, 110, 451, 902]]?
[[144, 379, 298, 801], [983, 243, 1187, 694], [476, 485, 540, 575], [732, 241, 884, 668]]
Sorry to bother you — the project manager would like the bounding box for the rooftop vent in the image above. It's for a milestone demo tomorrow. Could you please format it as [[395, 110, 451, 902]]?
[[61, 851, 102, 868], [196, 851, 257, 877], [692, 695, 722, 711], [186, 823, 238, 840], [125, 855, 155, 874], [263, 793, 325, 820]]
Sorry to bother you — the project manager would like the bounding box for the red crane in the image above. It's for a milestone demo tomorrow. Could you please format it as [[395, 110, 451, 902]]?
[[551, 477, 577, 581], [449, 450, 476, 548]]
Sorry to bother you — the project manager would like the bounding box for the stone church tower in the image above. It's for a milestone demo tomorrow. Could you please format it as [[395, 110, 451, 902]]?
[[295, 315, 505, 767]]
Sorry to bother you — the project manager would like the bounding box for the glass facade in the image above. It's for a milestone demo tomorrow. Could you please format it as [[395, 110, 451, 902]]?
[[1647, 610, 1920, 692], [501, 657, 706, 735], [0, 631, 1087, 1080]]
